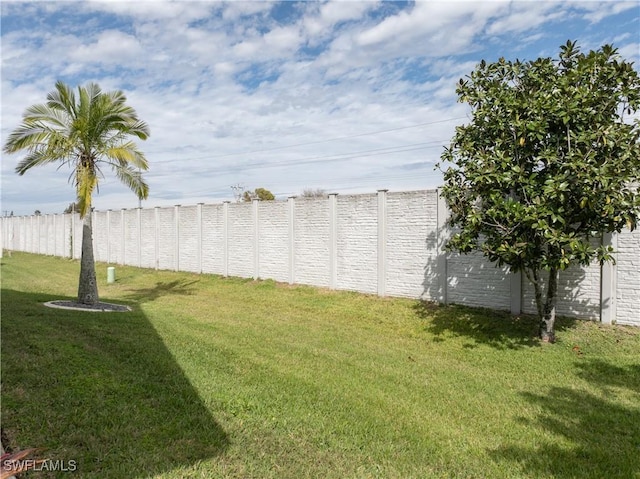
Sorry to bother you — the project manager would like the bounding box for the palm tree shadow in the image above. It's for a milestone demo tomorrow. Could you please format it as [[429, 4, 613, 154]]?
[[414, 301, 579, 350], [1, 289, 228, 478], [124, 279, 200, 303], [490, 358, 640, 478]]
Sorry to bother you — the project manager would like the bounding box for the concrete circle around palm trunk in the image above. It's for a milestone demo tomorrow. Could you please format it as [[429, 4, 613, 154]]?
[[44, 300, 131, 312]]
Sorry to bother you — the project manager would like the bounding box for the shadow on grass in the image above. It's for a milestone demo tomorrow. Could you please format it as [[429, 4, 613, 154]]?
[[1, 289, 227, 479], [123, 279, 200, 303], [413, 301, 579, 350], [491, 358, 640, 478]]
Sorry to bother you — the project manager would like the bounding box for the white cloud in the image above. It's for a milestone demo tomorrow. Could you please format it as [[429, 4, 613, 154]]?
[[70, 30, 143, 63], [83, 0, 217, 22], [1, 1, 638, 215], [581, 1, 638, 23], [485, 2, 565, 35], [222, 1, 273, 21], [303, 0, 378, 37]]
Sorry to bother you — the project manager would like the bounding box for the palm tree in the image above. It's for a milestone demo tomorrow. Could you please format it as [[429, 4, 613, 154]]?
[[3, 81, 150, 305]]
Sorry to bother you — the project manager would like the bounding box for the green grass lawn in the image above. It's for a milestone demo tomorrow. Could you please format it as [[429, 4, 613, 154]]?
[[1, 252, 639, 479]]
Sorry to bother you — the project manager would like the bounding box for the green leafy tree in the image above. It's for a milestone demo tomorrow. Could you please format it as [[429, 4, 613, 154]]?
[[243, 187, 275, 202], [438, 41, 640, 342], [3, 81, 150, 305]]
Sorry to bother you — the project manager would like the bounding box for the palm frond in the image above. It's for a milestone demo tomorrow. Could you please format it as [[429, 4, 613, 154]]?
[[102, 141, 149, 170], [47, 81, 77, 117], [114, 164, 149, 200], [85, 82, 103, 104], [75, 163, 98, 217], [4, 125, 49, 153], [128, 119, 151, 139], [23, 103, 70, 128], [5, 80, 150, 212], [16, 147, 72, 175]]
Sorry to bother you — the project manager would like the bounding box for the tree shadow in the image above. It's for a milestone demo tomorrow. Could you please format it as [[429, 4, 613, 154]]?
[[419, 226, 543, 351], [420, 222, 593, 349], [491, 358, 640, 478], [123, 279, 200, 303], [573, 358, 640, 394], [414, 300, 580, 350], [413, 300, 532, 350], [0, 289, 228, 478]]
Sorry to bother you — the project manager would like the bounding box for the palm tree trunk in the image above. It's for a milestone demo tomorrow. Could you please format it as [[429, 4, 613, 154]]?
[[77, 210, 99, 305]]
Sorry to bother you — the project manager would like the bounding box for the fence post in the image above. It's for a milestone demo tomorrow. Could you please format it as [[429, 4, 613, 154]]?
[[253, 199, 260, 280], [601, 232, 617, 325], [197, 203, 204, 274], [137, 207, 142, 268], [377, 189, 388, 297], [66, 214, 70, 258], [36, 214, 41, 255], [174, 205, 180, 272], [223, 201, 230, 277], [154, 207, 160, 270], [68, 214, 73, 258], [106, 210, 111, 263], [436, 189, 448, 304], [120, 209, 126, 265], [43, 215, 48, 255], [288, 196, 296, 285], [329, 193, 338, 289]]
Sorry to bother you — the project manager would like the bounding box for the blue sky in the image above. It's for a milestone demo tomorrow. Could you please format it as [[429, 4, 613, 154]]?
[[2, 0, 639, 215]]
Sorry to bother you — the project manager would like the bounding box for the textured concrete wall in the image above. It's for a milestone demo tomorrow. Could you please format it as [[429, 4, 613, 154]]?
[[2, 190, 638, 326], [336, 194, 378, 294], [178, 205, 199, 273], [294, 197, 330, 287], [521, 262, 602, 320], [616, 228, 640, 326], [201, 204, 225, 275], [140, 208, 156, 269], [446, 251, 512, 311], [109, 211, 124, 265], [227, 202, 254, 279], [386, 190, 439, 299], [258, 200, 289, 283], [156, 207, 175, 271], [93, 211, 108, 263], [124, 209, 139, 268]]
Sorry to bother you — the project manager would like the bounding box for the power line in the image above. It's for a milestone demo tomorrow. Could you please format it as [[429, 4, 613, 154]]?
[[6, 138, 447, 208], [145, 139, 448, 179], [147, 116, 465, 165]]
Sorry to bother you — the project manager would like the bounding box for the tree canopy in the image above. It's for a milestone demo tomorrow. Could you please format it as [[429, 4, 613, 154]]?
[[3, 81, 150, 304], [438, 41, 640, 342], [243, 187, 275, 202]]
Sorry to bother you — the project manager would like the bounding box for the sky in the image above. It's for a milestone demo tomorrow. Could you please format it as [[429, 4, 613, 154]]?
[[1, 0, 639, 216]]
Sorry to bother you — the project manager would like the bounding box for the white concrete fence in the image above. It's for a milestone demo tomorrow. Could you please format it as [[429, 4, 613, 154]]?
[[1, 189, 638, 326]]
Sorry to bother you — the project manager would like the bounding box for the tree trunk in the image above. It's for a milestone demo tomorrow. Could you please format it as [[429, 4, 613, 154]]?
[[539, 267, 559, 343], [526, 267, 558, 343], [77, 210, 99, 305], [527, 268, 544, 320]]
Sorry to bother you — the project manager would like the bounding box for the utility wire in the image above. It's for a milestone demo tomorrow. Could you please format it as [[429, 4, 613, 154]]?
[[145, 139, 448, 179], [147, 116, 465, 164]]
